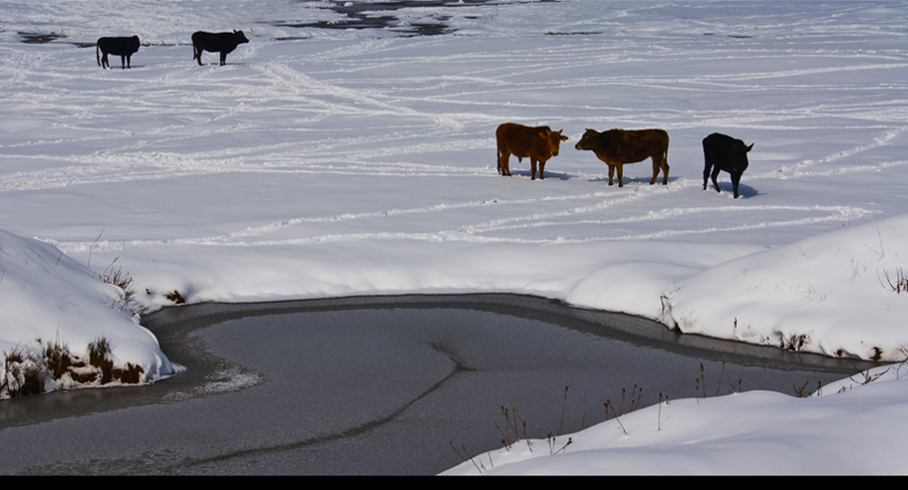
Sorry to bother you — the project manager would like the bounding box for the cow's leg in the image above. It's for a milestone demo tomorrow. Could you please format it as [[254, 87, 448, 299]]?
[[126, 54, 132, 69], [539, 160, 546, 180], [616, 164, 624, 187], [220, 52, 227, 66], [101, 52, 109, 69], [661, 154, 670, 185], [120, 55, 127, 69], [530, 159, 538, 180], [711, 167, 722, 193], [703, 162, 713, 190], [195, 47, 203, 66], [498, 145, 511, 177], [607, 165, 615, 186], [649, 157, 659, 185], [731, 172, 742, 198]]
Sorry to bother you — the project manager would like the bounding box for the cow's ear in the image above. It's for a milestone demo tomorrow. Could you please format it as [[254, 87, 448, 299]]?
[[746, 143, 754, 152], [539, 131, 548, 139], [558, 131, 569, 142]]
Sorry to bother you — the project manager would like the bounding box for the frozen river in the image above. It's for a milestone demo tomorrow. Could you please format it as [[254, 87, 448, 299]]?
[[0, 295, 873, 475]]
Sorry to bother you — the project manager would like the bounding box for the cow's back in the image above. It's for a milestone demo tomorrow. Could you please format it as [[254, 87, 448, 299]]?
[[192, 31, 212, 47], [193, 31, 247, 51], [592, 129, 666, 162], [703, 132, 734, 153], [497, 123, 550, 158], [98, 36, 140, 56], [703, 133, 748, 171]]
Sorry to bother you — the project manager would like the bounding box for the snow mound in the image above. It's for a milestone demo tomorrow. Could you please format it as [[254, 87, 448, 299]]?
[[442, 364, 908, 475], [0, 228, 174, 398], [666, 214, 908, 361]]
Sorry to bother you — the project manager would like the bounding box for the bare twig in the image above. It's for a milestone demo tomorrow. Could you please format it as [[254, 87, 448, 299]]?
[[604, 400, 628, 436], [86, 228, 105, 269], [558, 386, 568, 436]]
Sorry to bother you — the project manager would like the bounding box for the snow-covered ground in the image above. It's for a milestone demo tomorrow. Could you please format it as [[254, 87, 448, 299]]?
[[1, 0, 908, 474]]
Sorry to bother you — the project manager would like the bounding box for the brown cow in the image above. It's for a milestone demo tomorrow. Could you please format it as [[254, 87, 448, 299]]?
[[496, 123, 568, 180], [575, 128, 670, 187]]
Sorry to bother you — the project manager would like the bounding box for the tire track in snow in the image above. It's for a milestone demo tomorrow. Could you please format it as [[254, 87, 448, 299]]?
[[45, 202, 874, 253], [767, 126, 908, 177], [29, 121, 892, 253]]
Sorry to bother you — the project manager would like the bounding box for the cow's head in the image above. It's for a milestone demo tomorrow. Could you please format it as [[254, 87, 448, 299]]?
[[733, 141, 754, 170], [541, 128, 569, 157], [575, 128, 598, 151], [737, 141, 754, 158], [234, 30, 250, 44]]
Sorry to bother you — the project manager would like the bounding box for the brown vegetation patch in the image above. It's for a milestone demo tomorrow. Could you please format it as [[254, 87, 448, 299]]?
[[165, 290, 186, 304]]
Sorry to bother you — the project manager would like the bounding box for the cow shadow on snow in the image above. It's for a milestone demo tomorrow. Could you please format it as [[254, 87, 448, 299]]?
[[509, 169, 573, 181], [710, 181, 759, 198], [588, 175, 680, 186], [586, 176, 758, 197]]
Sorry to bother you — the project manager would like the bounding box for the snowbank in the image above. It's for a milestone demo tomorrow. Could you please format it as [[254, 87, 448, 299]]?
[[666, 214, 908, 362], [0, 228, 174, 397], [442, 364, 908, 475]]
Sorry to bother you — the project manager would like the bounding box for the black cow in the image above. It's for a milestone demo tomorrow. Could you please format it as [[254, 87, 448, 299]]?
[[96, 36, 140, 69], [192, 31, 249, 66], [702, 133, 754, 199]]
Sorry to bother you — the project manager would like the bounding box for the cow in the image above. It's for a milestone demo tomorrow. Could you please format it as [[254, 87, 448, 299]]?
[[192, 30, 249, 66], [575, 128, 670, 187], [96, 36, 140, 69], [702, 133, 754, 199], [496, 123, 568, 180]]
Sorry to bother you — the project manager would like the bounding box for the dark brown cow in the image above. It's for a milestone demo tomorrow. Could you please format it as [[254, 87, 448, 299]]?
[[496, 123, 568, 180], [192, 30, 249, 66], [575, 128, 670, 187], [702, 132, 753, 199], [96, 36, 140, 69]]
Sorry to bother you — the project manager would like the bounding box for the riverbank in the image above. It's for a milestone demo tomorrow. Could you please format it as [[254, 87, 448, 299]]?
[[0, 293, 874, 474]]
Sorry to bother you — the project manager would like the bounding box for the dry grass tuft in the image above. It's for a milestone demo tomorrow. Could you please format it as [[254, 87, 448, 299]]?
[[99, 258, 150, 316], [1, 345, 45, 397], [1, 334, 147, 399]]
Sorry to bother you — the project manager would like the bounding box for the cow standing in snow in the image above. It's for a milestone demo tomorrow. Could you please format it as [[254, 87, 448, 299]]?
[[97, 36, 140, 69], [192, 31, 249, 66], [496, 123, 568, 180], [702, 133, 754, 199]]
